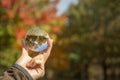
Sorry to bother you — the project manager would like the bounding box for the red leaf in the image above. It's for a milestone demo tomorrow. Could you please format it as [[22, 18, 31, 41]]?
[[14, 27, 26, 39], [0, 0, 12, 8], [40, 11, 51, 22], [23, 18, 35, 26]]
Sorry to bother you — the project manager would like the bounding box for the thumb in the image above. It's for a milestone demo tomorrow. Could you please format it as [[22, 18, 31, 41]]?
[[21, 39, 28, 56]]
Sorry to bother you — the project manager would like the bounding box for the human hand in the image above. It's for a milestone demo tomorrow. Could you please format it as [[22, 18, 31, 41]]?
[[15, 37, 53, 79]]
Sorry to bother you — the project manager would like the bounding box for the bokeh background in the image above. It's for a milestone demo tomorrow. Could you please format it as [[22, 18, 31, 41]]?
[[0, 0, 120, 80]]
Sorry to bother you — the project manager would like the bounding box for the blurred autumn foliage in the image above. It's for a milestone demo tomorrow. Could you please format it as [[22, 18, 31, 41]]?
[[0, 0, 120, 80], [0, 0, 66, 70]]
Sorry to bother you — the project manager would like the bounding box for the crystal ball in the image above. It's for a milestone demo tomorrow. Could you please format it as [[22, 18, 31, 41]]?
[[25, 27, 48, 52]]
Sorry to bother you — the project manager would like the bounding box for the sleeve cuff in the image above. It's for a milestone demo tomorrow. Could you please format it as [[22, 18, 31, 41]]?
[[12, 63, 33, 80]]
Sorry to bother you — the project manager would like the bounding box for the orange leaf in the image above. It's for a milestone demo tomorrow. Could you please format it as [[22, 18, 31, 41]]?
[[52, 25, 61, 33], [6, 9, 14, 19]]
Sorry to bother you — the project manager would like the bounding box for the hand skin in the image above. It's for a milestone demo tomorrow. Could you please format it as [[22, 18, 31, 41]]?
[[15, 37, 53, 80]]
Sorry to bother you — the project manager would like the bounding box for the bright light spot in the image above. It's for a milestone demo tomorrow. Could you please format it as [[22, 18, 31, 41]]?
[[56, 0, 79, 16]]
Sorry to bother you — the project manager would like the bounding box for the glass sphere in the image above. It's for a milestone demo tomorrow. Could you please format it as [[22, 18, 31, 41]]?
[[25, 27, 48, 52]]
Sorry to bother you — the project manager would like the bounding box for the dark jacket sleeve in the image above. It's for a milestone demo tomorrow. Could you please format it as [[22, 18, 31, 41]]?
[[0, 64, 33, 80]]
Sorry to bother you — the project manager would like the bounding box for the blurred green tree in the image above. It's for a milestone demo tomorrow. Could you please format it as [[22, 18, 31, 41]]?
[[49, 0, 120, 79]]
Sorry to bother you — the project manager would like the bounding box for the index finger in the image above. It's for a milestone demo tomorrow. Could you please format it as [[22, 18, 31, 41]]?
[[42, 37, 53, 63]]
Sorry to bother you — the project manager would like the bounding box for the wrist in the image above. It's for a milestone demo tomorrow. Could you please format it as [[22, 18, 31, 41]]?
[[12, 63, 33, 80]]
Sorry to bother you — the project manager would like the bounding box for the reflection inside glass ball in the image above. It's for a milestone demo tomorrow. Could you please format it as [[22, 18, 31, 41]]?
[[25, 27, 48, 52], [25, 35, 48, 52]]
